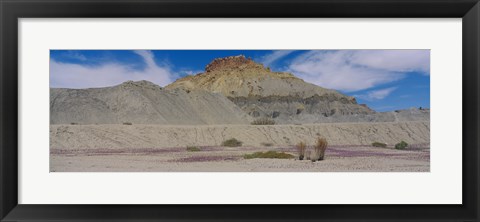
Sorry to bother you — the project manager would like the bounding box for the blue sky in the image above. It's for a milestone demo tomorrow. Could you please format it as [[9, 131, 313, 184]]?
[[50, 50, 430, 112]]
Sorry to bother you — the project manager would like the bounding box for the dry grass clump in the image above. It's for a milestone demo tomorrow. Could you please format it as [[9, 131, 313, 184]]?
[[251, 117, 276, 125], [222, 138, 243, 147], [294, 138, 329, 162], [186, 146, 201, 152], [243, 151, 294, 159], [372, 142, 387, 148], [296, 142, 307, 160], [311, 138, 328, 162]]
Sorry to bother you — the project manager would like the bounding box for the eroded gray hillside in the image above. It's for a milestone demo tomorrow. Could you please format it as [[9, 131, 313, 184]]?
[[50, 80, 252, 125]]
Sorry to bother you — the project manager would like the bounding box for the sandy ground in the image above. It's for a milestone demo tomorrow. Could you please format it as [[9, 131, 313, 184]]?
[[50, 145, 429, 172], [50, 122, 429, 172]]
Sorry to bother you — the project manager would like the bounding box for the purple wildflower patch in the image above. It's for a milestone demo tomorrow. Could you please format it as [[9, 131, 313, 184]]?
[[172, 155, 240, 163], [50, 147, 184, 155]]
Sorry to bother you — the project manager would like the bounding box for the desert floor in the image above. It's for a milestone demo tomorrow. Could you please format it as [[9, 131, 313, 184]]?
[[50, 122, 430, 172], [50, 144, 429, 172]]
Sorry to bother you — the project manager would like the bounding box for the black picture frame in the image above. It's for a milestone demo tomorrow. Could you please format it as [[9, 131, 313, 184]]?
[[1, 0, 479, 221]]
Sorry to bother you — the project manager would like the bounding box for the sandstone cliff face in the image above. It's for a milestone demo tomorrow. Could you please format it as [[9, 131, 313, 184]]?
[[50, 80, 252, 125], [166, 55, 374, 120]]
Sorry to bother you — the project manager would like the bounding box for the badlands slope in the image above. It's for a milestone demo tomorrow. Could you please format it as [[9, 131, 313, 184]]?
[[50, 80, 251, 125], [50, 122, 429, 150]]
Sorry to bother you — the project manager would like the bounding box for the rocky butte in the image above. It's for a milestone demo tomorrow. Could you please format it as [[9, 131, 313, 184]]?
[[166, 55, 375, 122]]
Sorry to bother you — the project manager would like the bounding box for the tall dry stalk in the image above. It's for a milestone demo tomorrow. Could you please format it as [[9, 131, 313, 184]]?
[[296, 142, 307, 160], [311, 137, 328, 161]]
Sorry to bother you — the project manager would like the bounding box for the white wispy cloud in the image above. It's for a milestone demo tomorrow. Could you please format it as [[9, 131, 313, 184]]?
[[287, 50, 430, 92], [350, 50, 430, 74], [50, 50, 175, 89], [259, 50, 295, 67], [355, 87, 397, 101]]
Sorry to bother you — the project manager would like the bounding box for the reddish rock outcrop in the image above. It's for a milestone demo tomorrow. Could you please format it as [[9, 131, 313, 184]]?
[[205, 55, 263, 72]]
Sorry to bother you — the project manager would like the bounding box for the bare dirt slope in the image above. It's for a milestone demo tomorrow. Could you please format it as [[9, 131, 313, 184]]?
[[50, 122, 429, 150], [50, 80, 252, 125]]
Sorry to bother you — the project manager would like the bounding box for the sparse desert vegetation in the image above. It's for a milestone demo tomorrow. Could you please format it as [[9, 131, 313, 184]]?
[[243, 151, 294, 159], [222, 138, 243, 147], [123, 122, 132, 125], [251, 117, 275, 125], [296, 142, 307, 160], [293, 138, 328, 162], [372, 142, 387, 148], [311, 138, 328, 162], [186, 146, 201, 152], [395, 141, 408, 150]]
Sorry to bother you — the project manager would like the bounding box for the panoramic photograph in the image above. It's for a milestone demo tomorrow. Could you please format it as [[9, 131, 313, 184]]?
[[49, 50, 430, 172]]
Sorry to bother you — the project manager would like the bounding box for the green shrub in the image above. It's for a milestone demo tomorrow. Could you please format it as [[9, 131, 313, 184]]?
[[311, 137, 328, 161], [296, 141, 307, 160], [243, 151, 294, 159], [251, 117, 275, 125], [186, 146, 201, 152], [123, 122, 132, 125], [395, 141, 408, 150], [372, 142, 387, 148], [70, 122, 78, 125], [222, 138, 243, 147]]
